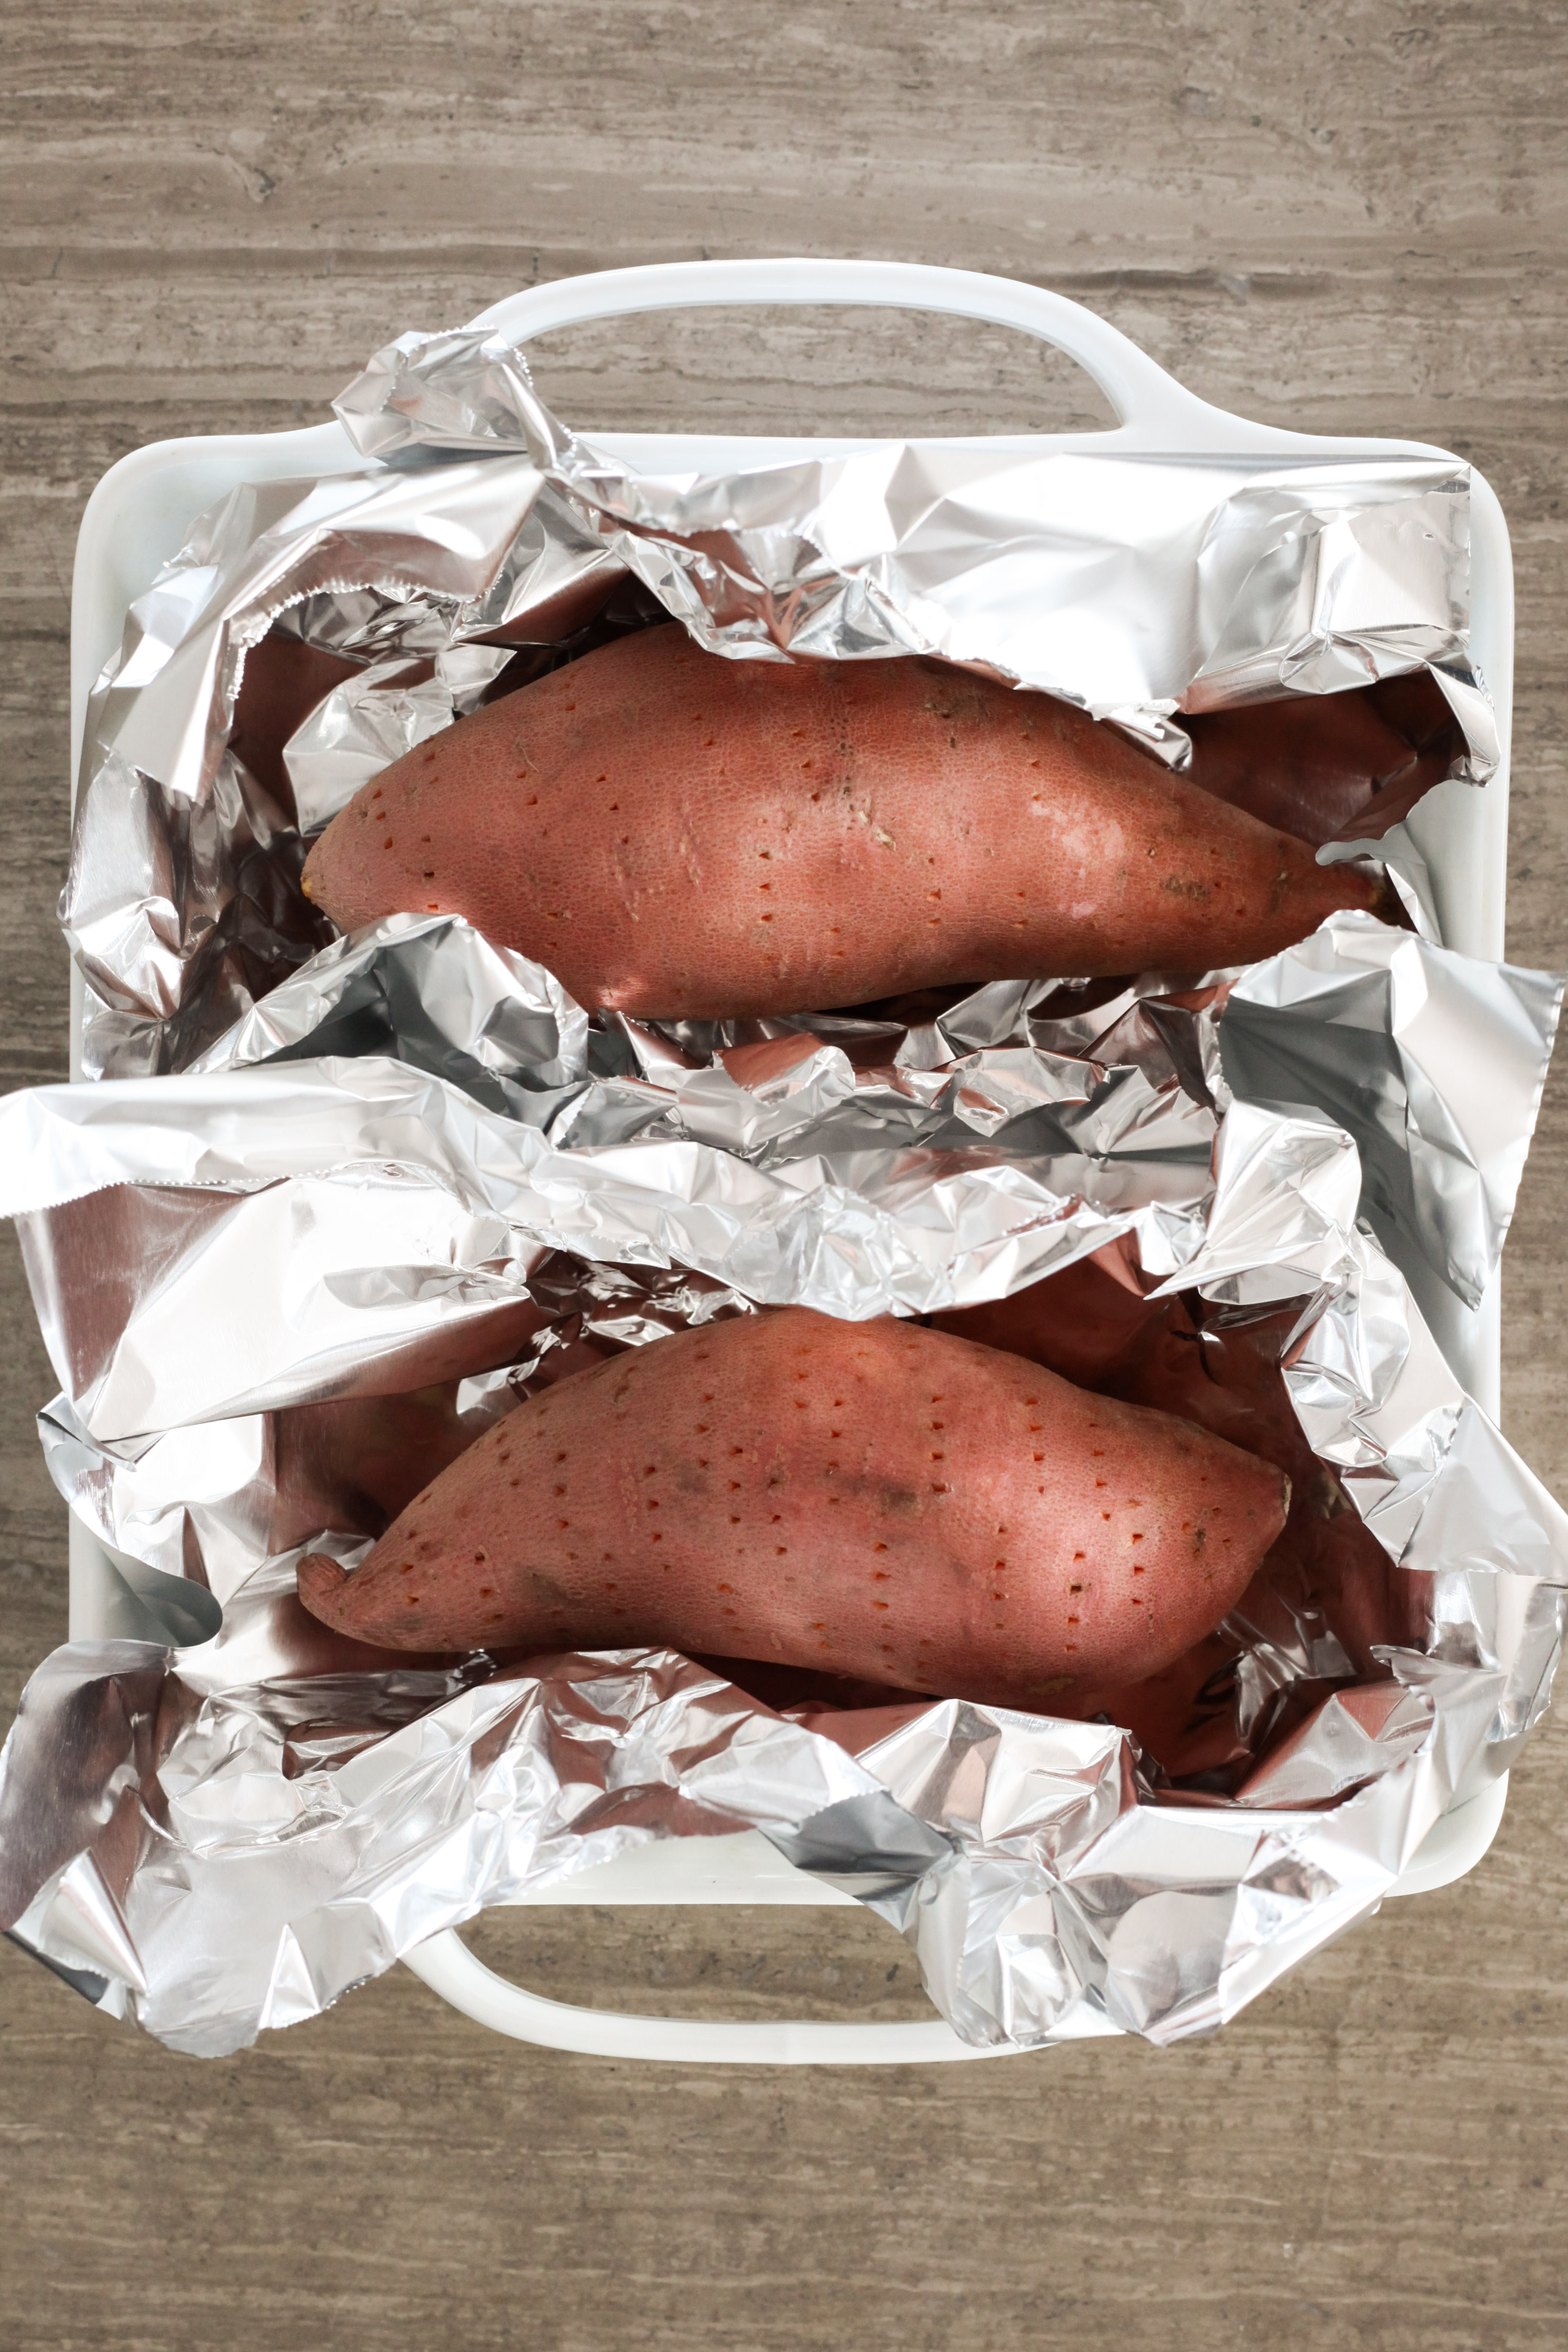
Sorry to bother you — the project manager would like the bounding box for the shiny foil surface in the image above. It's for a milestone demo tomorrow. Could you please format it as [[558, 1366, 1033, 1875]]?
[[67, 324, 1493, 1080], [1, 942, 1563, 2053], [2, 319, 1561, 2056]]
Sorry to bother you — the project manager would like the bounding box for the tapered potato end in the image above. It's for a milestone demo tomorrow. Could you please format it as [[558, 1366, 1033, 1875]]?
[[297, 1551, 353, 1630]]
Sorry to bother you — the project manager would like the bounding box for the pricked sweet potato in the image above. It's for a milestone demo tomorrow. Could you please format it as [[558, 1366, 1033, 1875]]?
[[933, 1254, 1426, 1783], [300, 625, 1383, 1020], [297, 1308, 1288, 1706]]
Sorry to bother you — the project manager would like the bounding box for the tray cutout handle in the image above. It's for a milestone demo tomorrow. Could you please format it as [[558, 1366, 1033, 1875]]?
[[404, 1926, 1008, 2065], [466, 256, 1231, 446]]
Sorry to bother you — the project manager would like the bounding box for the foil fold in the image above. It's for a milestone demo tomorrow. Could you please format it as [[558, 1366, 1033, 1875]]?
[[334, 329, 1497, 759], [66, 321, 1497, 1080], [2, 1056, 1564, 2054], [13, 902, 1553, 1447], [10, 311, 1560, 2061], [1223, 918, 1561, 1309]]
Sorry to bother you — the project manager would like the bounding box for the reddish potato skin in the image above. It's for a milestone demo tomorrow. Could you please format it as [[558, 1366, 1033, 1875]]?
[[1187, 674, 1463, 849], [300, 626, 1381, 1020], [933, 1257, 1423, 1782], [298, 1309, 1288, 1705]]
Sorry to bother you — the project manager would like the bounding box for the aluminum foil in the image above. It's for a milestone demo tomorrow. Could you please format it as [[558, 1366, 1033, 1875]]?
[[66, 323, 1495, 1079], [1, 952, 1563, 2053], [338, 328, 1499, 760], [177, 905, 1559, 1315], [11, 315, 1559, 2059], [1222, 918, 1561, 1309], [0, 1127, 1562, 2055], [13, 903, 1550, 1444]]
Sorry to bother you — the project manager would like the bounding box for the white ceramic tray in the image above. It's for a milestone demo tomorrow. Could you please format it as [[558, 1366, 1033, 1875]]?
[[66, 259, 1514, 2063]]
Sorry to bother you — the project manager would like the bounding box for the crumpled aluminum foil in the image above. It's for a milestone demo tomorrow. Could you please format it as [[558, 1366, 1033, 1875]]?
[[177, 904, 1558, 1317], [188, 909, 1226, 1166], [1, 953, 1563, 2054], [15, 903, 1545, 1445], [1222, 918, 1561, 1309], [11, 315, 1560, 2059], [65, 322, 1495, 1079], [339, 328, 1499, 761]]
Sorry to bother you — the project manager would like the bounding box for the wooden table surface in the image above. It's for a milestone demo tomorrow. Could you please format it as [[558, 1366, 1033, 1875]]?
[[2, 7, 1565, 2347]]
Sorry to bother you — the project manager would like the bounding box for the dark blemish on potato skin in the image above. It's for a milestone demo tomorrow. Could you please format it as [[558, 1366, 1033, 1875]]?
[[526, 1568, 573, 1609]]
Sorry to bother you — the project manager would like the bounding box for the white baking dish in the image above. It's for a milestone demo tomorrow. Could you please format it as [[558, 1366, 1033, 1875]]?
[[65, 259, 1514, 2063]]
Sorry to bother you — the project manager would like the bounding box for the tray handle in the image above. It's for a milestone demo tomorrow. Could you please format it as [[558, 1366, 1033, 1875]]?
[[464, 256, 1229, 445], [403, 1927, 1005, 2065]]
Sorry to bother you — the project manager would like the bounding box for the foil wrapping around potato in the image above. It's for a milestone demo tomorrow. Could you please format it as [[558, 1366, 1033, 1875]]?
[[4, 319, 1562, 2056], [1, 922, 1564, 2055], [65, 323, 1494, 1078]]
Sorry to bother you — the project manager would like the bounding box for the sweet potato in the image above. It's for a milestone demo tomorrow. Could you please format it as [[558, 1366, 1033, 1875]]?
[[297, 1307, 1288, 1706], [933, 1254, 1424, 1781], [300, 624, 1383, 1020], [1186, 673, 1464, 848]]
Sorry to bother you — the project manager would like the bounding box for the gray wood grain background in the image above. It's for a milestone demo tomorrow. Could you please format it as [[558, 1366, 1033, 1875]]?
[[1, 7, 1565, 2346]]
